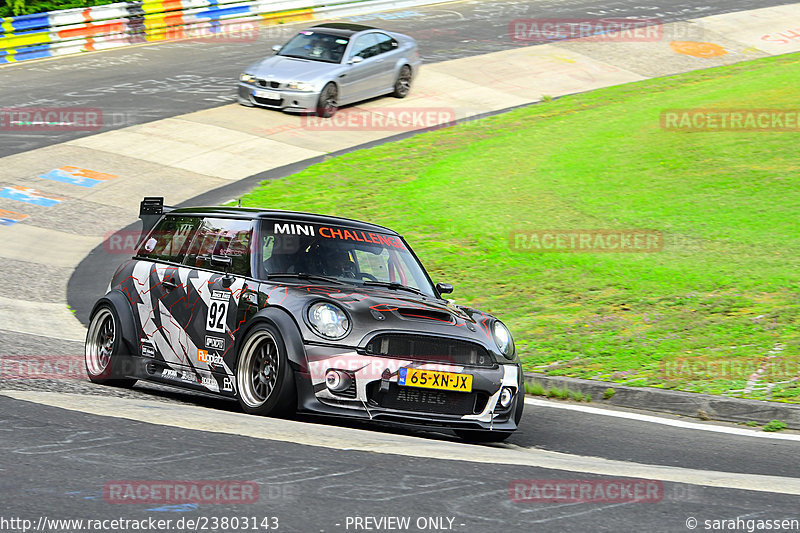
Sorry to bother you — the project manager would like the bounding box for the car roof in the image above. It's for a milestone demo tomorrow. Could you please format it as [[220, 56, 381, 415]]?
[[166, 206, 400, 235], [309, 22, 379, 37]]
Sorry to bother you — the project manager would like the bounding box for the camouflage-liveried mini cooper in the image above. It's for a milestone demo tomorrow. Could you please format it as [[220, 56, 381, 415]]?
[[85, 198, 523, 442]]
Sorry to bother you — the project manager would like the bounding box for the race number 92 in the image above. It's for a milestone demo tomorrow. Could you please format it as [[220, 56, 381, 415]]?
[[207, 300, 228, 333]]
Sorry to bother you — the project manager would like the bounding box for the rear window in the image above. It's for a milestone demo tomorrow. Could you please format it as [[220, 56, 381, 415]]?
[[137, 216, 200, 263]]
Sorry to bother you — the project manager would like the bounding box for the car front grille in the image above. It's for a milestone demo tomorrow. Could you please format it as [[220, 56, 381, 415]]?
[[252, 96, 283, 107], [369, 382, 488, 416], [363, 334, 494, 367], [256, 79, 281, 88]]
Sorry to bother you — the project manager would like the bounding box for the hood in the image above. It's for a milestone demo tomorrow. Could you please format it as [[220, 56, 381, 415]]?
[[262, 282, 502, 353], [247, 55, 342, 83]]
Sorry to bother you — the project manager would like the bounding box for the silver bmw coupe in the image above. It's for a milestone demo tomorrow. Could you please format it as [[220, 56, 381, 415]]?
[[237, 22, 422, 117]]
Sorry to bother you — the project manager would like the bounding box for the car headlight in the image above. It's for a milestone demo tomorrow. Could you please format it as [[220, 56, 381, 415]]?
[[493, 320, 515, 359], [240, 73, 255, 83], [308, 302, 350, 340], [287, 81, 315, 92]]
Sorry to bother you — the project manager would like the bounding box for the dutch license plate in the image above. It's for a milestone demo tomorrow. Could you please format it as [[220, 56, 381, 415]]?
[[398, 367, 472, 392], [254, 89, 280, 100]]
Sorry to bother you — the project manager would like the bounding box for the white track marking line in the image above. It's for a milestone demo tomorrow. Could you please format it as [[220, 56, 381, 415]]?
[[4, 390, 800, 496], [524, 398, 800, 441]]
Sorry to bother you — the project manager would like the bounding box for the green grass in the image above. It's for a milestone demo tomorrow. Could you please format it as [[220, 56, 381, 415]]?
[[240, 53, 800, 402]]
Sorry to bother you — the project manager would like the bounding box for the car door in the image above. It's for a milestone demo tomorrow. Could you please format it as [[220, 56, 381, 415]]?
[[132, 215, 202, 378], [373, 32, 401, 92], [181, 217, 256, 395], [338, 32, 383, 103]]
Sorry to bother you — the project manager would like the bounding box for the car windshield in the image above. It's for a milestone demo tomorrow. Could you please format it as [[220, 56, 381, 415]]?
[[258, 220, 436, 297], [278, 31, 349, 63]]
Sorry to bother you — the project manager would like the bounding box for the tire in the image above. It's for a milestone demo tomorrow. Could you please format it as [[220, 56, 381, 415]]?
[[84, 304, 137, 387], [236, 322, 296, 417], [316, 83, 338, 118], [392, 65, 412, 98], [454, 429, 512, 443]]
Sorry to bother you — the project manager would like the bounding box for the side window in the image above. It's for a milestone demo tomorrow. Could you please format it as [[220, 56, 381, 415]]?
[[350, 33, 380, 59], [137, 216, 200, 263], [183, 218, 254, 277], [375, 33, 397, 54]]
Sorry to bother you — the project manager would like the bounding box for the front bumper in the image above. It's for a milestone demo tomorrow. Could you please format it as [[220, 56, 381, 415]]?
[[295, 345, 523, 431], [237, 82, 321, 112]]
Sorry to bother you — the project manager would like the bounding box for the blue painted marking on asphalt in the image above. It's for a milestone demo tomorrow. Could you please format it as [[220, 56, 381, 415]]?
[[0, 187, 61, 207], [147, 504, 198, 512], [39, 168, 102, 187]]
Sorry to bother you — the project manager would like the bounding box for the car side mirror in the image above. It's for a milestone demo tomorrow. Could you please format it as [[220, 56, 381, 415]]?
[[436, 282, 454, 295], [349, 56, 364, 64], [211, 255, 235, 287], [272, 44, 282, 53]]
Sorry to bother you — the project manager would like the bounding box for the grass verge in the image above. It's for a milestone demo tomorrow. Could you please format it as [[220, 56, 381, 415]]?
[[240, 53, 800, 402]]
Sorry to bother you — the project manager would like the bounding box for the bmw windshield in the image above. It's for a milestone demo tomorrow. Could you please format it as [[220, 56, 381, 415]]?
[[278, 31, 349, 63], [258, 220, 436, 297]]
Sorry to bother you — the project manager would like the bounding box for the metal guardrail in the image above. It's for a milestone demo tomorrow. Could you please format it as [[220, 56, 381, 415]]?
[[0, 0, 436, 64]]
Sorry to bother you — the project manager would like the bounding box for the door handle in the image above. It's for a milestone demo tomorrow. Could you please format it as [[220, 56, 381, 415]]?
[[162, 279, 177, 291]]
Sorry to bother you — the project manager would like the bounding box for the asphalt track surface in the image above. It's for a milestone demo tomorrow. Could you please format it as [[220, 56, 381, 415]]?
[[1, 0, 800, 531], [1, 0, 796, 157]]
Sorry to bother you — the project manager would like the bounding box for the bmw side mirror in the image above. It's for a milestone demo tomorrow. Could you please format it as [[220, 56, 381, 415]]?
[[436, 282, 454, 295], [272, 44, 282, 53], [349, 56, 364, 64]]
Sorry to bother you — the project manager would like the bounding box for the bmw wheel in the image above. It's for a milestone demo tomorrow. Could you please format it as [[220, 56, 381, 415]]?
[[317, 83, 338, 118], [392, 65, 412, 98], [236, 323, 296, 416], [85, 305, 136, 387]]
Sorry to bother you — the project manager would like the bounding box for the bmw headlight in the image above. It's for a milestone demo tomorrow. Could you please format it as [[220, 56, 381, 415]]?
[[240, 73, 255, 83], [308, 302, 350, 340], [493, 320, 515, 359], [287, 81, 315, 92]]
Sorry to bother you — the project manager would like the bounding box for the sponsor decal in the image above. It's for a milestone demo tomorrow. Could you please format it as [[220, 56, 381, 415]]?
[[211, 290, 229, 301], [197, 349, 224, 366], [39, 166, 117, 188], [274, 223, 315, 236], [222, 377, 234, 392], [318, 226, 405, 249], [206, 299, 229, 334], [141, 343, 156, 358], [201, 376, 216, 388], [162, 368, 178, 380], [205, 335, 225, 350]]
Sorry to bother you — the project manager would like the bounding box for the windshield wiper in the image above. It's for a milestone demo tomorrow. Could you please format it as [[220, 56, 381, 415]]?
[[279, 54, 311, 61], [266, 272, 346, 285], [362, 280, 426, 296]]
